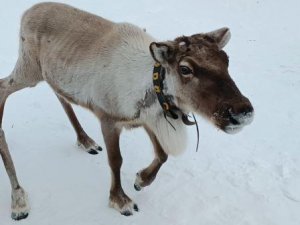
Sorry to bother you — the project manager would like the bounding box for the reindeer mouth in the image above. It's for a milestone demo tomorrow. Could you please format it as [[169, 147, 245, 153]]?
[[213, 109, 254, 134]]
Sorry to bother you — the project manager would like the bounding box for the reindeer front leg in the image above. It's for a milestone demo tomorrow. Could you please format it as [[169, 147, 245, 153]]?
[[134, 126, 168, 191], [100, 118, 138, 216]]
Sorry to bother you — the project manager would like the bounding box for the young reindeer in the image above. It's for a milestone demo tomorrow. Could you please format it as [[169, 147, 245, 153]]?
[[0, 2, 254, 220]]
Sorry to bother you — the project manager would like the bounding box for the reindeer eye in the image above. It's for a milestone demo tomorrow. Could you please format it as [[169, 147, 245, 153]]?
[[179, 66, 193, 76]]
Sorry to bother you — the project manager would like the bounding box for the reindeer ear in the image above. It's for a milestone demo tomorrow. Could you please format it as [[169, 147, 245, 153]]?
[[150, 42, 174, 64], [206, 27, 231, 49]]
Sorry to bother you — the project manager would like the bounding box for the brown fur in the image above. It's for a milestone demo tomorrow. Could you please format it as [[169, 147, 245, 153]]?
[[151, 34, 253, 130]]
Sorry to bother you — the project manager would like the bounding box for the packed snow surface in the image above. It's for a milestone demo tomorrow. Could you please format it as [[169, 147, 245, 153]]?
[[0, 0, 299, 225]]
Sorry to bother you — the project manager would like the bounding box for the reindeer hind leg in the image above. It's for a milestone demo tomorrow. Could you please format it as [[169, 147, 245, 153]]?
[[56, 94, 102, 155], [0, 52, 42, 220], [0, 129, 30, 220]]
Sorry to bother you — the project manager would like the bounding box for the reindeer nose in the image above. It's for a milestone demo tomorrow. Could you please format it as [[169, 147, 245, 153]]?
[[229, 102, 254, 126], [243, 104, 254, 114], [230, 101, 253, 115]]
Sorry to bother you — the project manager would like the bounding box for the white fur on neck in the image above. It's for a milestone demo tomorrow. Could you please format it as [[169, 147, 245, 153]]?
[[150, 114, 187, 156], [147, 70, 187, 156], [86, 23, 188, 156]]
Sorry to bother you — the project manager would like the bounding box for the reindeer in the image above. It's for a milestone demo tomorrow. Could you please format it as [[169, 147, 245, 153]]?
[[0, 2, 254, 220]]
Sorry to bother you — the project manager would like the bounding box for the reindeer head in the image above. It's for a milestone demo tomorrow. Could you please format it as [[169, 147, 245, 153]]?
[[150, 28, 254, 134]]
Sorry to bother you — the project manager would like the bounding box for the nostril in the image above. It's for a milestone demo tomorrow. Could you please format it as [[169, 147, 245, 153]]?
[[229, 115, 239, 125]]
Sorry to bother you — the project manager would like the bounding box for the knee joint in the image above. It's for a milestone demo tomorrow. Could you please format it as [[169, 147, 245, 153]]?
[[159, 154, 168, 164]]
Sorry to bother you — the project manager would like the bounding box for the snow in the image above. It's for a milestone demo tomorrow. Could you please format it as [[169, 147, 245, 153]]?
[[0, 0, 299, 224]]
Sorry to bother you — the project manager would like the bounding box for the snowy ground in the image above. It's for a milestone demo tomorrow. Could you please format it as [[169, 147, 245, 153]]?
[[0, 0, 299, 225]]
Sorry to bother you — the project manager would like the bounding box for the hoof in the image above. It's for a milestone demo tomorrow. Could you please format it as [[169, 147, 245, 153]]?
[[11, 187, 30, 221], [134, 172, 144, 191], [133, 204, 139, 212], [109, 192, 138, 216], [121, 210, 133, 216], [11, 212, 29, 221], [88, 149, 99, 155], [77, 139, 102, 155], [134, 183, 142, 191], [120, 203, 138, 216]]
